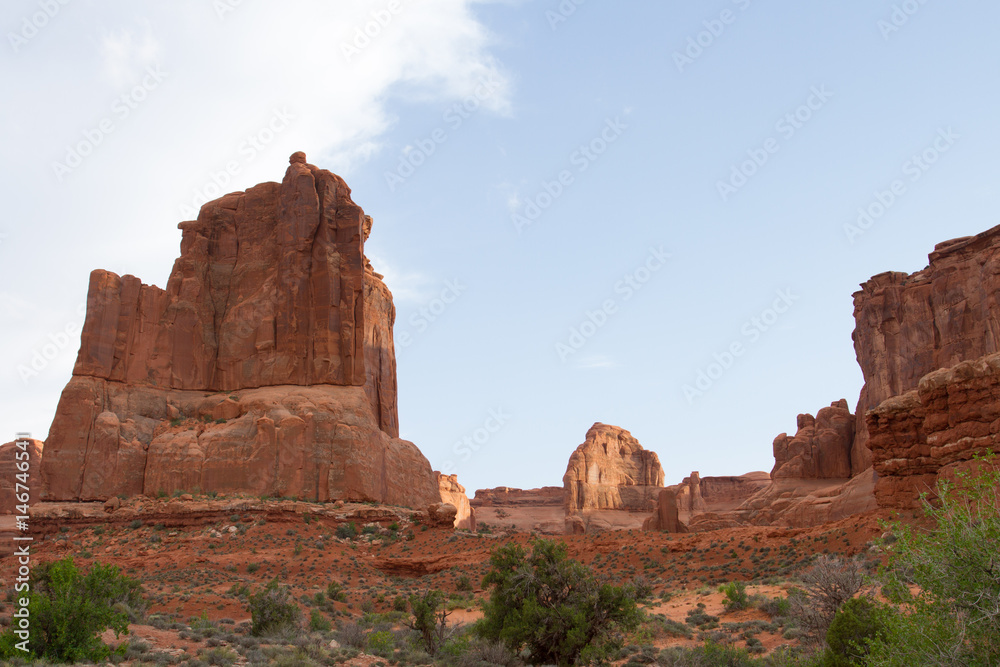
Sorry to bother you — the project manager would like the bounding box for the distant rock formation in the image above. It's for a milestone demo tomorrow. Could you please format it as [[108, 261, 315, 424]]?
[[851, 225, 1000, 474], [40, 153, 440, 509], [673, 471, 770, 514], [563, 423, 664, 514], [642, 488, 688, 533], [470, 487, 565, 534], [472, 486, 564, 507], [437, 472, 475, 530], [868, 352, 1000, 509], [0, 438, 43, 509], [772, 400, 855, 479]]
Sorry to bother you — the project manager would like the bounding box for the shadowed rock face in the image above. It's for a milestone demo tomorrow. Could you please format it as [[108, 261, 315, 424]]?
[[563, 423, 664, 513], [41, 153, 438, 508], [868, 351, 1000, 509], [642, 488, 688, 533], [851, 224, 1000, 474]]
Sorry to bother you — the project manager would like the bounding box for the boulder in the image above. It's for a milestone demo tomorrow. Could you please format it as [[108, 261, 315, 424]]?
[[426, 503, 458, 528]]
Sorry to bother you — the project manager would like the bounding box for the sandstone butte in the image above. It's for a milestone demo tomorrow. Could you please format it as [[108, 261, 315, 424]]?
[[40, 153, 442, 510], [563, 422, 665, 514]]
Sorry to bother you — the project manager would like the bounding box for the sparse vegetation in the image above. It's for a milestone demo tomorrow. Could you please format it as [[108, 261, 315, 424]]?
[[476, 538, 646, 666]]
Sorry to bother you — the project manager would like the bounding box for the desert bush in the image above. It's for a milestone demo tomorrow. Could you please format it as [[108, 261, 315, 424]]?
[[336, 621, 368, 649], [407, 589, 451, 655], [820, 596, 892, 666], [720, 580, 750, 612], [336, 522, 358, 540], [326, 581, 347, 602], [866, 453, 1000, 666], [248, 579, 301, 637], [476, 538, 645, 666], [759, 595, 791, 619], [308, 609, 331, 632], [788, 555, 867, 639], [0, 557, 145, 663]]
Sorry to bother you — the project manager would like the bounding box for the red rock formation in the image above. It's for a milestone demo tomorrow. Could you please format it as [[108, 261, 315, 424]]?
[[437, 472, 475, 530], [471, 486, 564, 507], [0, 438, 43, 509], [672, 471, 770, 514], [867, 352, 1000, 509], [772, 400, 855, 479], [851, 224, 1000, 474], [40, 153, 439, 508], [563, 423, 664, 513], [642, 488, 688, 533], [470, 486, 565, 534]]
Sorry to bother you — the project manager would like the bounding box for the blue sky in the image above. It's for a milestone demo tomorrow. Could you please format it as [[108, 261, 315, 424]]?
[[2, 0, 998, 494]]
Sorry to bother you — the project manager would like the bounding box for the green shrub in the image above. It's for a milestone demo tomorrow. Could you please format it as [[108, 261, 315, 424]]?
[[821, 597, 892, 666], [336, 522, 358, 540], [0, 557, 144, 663], [392, 595, 409, 612], [720, 580, 750, 612], [475, 538, 645, 666], [308, 609, 331, 632], [247, 579, 301, 637], [456, 574, 473, 592], [407, 590, 449, 654], [759, 595, 791, 619], [867, 453, 1000, 666], [367, 629, 394, 656], [326, 582, 347, 602]]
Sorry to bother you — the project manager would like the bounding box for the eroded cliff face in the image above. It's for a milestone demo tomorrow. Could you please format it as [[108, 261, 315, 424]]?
[[563, 423, 664, 514], [851, 225, 1000, 474], [40, 153, 438, 508], [437, 473, 476, 530], [868, 351, 1000, 509]]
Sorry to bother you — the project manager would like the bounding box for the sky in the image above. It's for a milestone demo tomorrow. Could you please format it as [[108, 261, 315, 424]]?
[[2, 0, 999, 495]]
